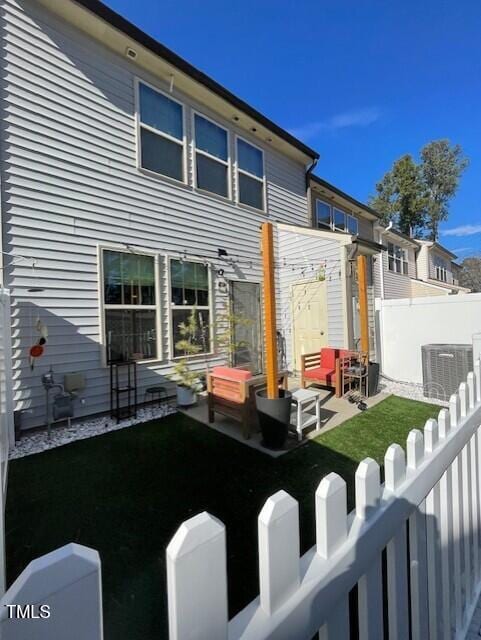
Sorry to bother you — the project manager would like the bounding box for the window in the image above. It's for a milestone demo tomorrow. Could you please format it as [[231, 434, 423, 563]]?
[[236, 138, 265, 210], [387, 242, 409, 275], [193, 114, 229, 197], [333, 208, 346, 231], [137, 81, 184, 182], [347, 214, 358, 235], [102, 249, 158, 363], [170, 259, 211, 357], [316, 200, 331, 228], [434, 255, 448, 282]]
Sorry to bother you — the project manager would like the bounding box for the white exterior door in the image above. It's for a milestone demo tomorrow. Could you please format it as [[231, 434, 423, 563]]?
[[292, 280, 328, 371]]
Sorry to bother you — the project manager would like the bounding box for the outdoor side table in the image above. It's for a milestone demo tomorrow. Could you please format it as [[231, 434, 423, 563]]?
[[291, 388, 321, 441]]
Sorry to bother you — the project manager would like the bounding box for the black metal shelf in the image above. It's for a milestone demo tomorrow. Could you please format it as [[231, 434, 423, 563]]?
[[110, 360, 138, 423]]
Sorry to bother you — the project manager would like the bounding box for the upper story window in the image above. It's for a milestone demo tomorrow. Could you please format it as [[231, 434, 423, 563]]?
[[102, 249, 158, 363], [138, 82, 185, 182], [434, 255, 448, 282], [387, 242, 409, 275], [236, 138, 265, 210], [194, 114, 229, 198], [315, 200, 358, 235]]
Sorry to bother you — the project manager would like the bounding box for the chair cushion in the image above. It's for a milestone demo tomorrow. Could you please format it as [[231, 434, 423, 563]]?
[[303, 367, 337, 384], [212, 367, 252, 382], [320, 348, 337, 369]]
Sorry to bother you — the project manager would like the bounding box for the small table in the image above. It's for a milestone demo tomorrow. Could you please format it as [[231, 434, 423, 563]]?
[[291, 388, 321, 442]]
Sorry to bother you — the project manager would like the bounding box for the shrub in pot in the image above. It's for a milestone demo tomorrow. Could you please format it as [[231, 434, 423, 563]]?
[[169, 359, 203, 407], [169, 308, 204, 407]]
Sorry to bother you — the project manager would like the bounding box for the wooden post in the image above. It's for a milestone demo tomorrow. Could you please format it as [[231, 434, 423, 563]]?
[[357, 254, 369, 355], [261, 222, 278, 399]]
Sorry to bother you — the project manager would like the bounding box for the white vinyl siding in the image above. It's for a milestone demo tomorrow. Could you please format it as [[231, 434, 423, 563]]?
[[276, 227, 345, 371], [2, 0, 309, 429]]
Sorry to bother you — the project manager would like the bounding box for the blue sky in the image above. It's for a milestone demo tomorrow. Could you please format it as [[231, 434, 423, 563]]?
[[108, 0, 481, 257]]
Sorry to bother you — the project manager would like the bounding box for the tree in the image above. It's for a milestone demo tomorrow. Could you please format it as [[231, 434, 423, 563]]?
[[421, 140, 469, 241], [458, 257, 481, 292], [369, 140, 468, 239], [369, 155, 426, 237]]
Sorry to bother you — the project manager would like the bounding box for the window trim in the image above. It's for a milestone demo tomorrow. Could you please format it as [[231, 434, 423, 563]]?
[[98, 244, 162, 367], [191, 110, 231, 200], [433, 255, 448, 282], [387, 242, 409, 276], [346, 214, 359, 235], [315, 199, 332, 229], [333, 207, 347, 232], [234, 134, 266, 212], [166, 255, 215, 360], [134, 77, 188, 185]]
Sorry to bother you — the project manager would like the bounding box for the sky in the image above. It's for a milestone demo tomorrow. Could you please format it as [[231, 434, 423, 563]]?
[[107, 0, 481, 258]]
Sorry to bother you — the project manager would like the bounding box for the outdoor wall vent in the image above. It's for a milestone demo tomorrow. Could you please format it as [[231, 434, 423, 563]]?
[[421, 343, 473, 401], [125, 47, 138, 60]]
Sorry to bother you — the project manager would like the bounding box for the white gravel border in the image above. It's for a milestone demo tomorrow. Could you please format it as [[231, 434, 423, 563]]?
[[379, 376, 448, 407], [9, 404, 177, 460]]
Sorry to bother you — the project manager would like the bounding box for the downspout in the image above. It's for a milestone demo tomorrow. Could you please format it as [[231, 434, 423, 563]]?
[[305, 158, 319, 227], [377, 221, 393, 300]]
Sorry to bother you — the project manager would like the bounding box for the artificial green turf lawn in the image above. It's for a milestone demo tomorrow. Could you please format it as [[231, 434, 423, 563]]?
[[6, 395, 438, 639]]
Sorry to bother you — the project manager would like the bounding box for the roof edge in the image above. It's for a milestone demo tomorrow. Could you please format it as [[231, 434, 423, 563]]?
[[309, 174, 381, 219], [72, 0, 319, 161]]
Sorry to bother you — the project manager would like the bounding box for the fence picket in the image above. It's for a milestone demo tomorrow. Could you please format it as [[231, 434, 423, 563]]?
[[406, 429, 429, 640], [424, 419, 442, 640], [470, 433, 479, 586], [258, 491, 300, 615], [166, 512, 228, 640], [0, 544, 103, 640], [474, 360, 481, 404], [385, 444, 409, 640], [437, 409, 453, 639], [316, 473, 349, 640], [452, 453, 464, 633], [356, 458, 383, 640]]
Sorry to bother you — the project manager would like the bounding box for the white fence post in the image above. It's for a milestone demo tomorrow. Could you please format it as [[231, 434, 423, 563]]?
[[384, 444, 409, 640], [316, 473, 349, 640], [258, 490, 300, 616], [0, 543, 102, 639], [167, 512, 228, 640], [356, 458, 383, 640]]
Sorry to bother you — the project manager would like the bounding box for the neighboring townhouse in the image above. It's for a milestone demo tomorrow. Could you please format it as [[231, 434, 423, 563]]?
[[414, 240, 470, 295], [373, 227, 419, 299], [1, 0, 319, 429], [373, 227, 470, 299]]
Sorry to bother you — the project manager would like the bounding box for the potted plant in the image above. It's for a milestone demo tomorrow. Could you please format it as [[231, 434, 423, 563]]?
[[169, 358, 203, 406], [169, 309, 204, 407]]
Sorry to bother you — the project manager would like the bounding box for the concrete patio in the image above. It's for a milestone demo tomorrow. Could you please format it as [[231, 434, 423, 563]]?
[[182, 377, 388, 457]]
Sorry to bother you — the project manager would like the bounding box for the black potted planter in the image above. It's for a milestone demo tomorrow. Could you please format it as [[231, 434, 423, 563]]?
[[255, 388, 292, 450]]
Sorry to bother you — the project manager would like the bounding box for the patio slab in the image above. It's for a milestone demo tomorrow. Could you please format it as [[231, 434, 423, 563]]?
[[181, 378, 388, 457]]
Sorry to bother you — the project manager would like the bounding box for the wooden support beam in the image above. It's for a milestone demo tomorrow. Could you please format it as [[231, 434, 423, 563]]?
[[357, 254, 369, 355], [261, 222, 279, 399]]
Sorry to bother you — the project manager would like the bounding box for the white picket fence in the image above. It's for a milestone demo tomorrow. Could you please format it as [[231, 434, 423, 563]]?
[[3, 362, 481, 638], [167, 362, 481, 640]]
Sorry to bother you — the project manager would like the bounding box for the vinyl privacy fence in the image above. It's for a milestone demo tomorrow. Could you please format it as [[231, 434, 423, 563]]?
[[3, 365, 481, 638]]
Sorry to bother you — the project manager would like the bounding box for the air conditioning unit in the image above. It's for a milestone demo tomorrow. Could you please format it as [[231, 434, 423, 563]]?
[[422, 344, 473, 401]]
